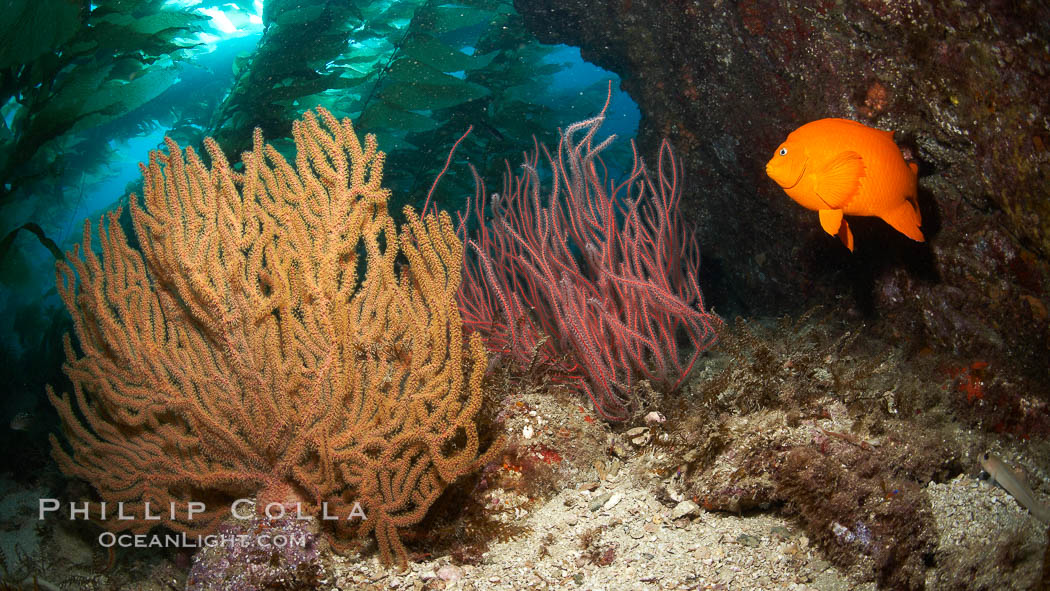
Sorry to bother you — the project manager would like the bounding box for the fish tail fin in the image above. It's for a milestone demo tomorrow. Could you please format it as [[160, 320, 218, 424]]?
[[881, 199, 924, 242]]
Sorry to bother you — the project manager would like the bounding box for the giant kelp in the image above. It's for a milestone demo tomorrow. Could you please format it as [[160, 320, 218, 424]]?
[[0, 2, 221, 470], [0, 0, 209, 204], [207, 0, 609, 214]]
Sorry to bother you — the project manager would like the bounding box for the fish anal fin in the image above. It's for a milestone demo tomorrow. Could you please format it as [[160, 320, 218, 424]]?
[[880, 199, 925, 242], [814, 151, 865, 208]]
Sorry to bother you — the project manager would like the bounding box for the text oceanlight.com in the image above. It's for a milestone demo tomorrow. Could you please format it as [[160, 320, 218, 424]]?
[[98, 531, 309, 549]]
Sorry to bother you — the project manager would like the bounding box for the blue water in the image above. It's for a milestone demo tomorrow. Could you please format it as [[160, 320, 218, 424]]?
[[0, 0, 638, 357]]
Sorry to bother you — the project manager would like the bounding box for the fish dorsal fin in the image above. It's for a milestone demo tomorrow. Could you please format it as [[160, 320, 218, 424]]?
[[814, 151, 865, 208]]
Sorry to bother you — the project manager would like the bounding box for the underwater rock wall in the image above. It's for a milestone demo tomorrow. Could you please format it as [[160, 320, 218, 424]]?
[[514, 0, 1050, 380]]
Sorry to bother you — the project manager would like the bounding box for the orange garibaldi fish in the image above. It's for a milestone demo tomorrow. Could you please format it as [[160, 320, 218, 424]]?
[[765, 118, 924, 251]]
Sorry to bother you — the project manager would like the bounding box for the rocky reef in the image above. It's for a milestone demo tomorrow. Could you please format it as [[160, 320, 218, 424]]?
[[514, 0, 1050, 383]]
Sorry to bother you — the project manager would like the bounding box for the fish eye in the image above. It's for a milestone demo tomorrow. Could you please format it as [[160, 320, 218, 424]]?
[[779, 148, 788, 156]]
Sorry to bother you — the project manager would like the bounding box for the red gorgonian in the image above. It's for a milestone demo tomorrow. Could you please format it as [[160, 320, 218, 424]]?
[[453, 87, 721, 420]]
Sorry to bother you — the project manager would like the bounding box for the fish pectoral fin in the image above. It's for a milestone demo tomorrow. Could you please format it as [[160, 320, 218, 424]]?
[[880, 199, 925, 242], [1010, 466, 1029, 486], [814, 151, 865, 208]]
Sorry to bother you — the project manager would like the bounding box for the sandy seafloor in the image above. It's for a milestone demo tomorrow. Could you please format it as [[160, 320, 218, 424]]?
[[2, 314, 1048, 590]]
